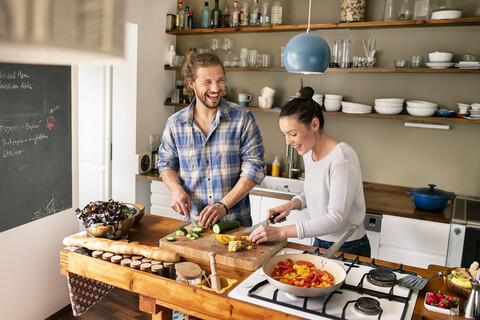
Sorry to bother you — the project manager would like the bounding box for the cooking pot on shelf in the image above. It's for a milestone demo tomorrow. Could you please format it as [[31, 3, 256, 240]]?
[[407, 184, 454, 212], [262, 225, 358, 297]]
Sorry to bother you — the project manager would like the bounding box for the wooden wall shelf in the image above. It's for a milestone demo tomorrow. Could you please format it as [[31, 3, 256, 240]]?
[[165, 66, 480, 74], [164, 103, 480, 124], [166, 17, 480, 35]]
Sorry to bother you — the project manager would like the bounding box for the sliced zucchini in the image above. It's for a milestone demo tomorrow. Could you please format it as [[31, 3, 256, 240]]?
[[192, 227, 204, 234], [165, 236, 176, 242], [212, 221, 240, 234], [174, 227, 188, 236], [186, 233, 197, 240], [188, 232, 199, 238]]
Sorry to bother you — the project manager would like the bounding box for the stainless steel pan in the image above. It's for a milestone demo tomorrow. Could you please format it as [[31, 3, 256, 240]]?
[[262, 225, 359, 297]]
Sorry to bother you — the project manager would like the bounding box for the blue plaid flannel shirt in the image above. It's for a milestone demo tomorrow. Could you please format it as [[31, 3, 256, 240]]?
[[158, 98, 266, 227]]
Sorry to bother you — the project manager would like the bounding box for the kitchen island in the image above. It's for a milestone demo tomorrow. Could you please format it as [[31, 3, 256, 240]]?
[[60, 214, 464, 320]]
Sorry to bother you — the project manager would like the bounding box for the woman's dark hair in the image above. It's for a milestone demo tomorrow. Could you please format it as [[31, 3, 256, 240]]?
[[280, 86, 325, 129], [181, 52, 225, 90]]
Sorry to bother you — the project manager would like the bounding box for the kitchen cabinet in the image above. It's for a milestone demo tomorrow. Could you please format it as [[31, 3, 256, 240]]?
[[250, 194, 313, 246], [150, 181, 178, 219], [378, 214, 450, 269]]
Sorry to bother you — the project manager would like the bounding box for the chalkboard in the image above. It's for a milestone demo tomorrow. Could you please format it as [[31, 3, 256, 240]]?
[[0, 63, 72, 232]]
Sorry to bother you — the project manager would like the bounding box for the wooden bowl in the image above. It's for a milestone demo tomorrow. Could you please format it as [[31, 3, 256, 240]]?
[[443, 268, 472, 298]]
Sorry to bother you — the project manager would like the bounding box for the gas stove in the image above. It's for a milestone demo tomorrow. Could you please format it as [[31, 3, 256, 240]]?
[[229, 248, 419, 320]]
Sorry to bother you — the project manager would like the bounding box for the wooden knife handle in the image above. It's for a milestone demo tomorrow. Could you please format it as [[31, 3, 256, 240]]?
[[209, 252, 221, 290]]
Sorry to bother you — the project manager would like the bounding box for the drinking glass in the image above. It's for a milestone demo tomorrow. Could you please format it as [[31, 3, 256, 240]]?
[[222, 38, 233, 65], [210, 38, 220, 55], [248, 49, 258, 67]]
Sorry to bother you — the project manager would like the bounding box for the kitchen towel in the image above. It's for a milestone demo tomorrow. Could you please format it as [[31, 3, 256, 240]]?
[[65, 247, 114, 316]]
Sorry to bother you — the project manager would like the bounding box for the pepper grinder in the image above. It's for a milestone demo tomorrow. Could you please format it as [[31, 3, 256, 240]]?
[[209, 252, 221, 290], [463, 275, 480, 319]]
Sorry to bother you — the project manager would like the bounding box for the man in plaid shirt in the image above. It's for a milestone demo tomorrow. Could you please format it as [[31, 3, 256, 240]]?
[[158, 53, 265, 228]]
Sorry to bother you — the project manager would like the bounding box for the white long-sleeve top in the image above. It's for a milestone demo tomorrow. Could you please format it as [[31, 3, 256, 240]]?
[[294, 142, 366, 242]]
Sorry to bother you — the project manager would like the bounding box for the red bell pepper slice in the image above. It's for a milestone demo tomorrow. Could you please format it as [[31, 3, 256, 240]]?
[[296, 260, 315, 268], [281, 267, 295, 276]]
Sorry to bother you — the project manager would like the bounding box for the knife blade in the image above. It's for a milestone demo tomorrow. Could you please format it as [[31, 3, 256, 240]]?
[[188, 215, 198, 228], [243, 213, 280, 234]]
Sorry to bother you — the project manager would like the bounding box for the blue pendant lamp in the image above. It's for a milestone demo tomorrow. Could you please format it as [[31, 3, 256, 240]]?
[[283, 0, 330, 74]]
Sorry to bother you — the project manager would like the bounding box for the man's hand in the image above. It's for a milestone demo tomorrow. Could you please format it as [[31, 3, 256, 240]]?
[[170, 187, 192, 218], [199, 203, 227, 228]]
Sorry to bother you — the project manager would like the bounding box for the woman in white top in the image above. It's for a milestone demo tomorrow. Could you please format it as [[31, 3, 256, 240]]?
[[249, 86, 371, 257]]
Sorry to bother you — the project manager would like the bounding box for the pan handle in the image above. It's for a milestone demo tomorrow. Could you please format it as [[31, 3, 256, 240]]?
[[323, 224, 359, 259]]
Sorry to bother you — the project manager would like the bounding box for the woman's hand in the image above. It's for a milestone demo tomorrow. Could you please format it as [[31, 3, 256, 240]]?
[[267, 201, 294, 223], [199, 203, 227, 228], [249, 225, 286, 244]]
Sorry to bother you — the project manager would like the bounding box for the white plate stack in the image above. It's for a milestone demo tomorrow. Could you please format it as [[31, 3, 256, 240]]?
[[469, 103, 480, 118], [341, 101, 372, 114], [374, 98, 404, 115], [406, 100, 438, 117], [454, 61, 480, 70]]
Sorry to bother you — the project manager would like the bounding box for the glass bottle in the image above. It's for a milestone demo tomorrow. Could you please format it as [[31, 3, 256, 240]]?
[[176, 1, 185, 30], [231, 1, 240, 27], [271, 0, 283, 26], [201, 2, 211, 29], [221, 4, 231, 27], [187, 10, 194, 29], [184, 6, 190, 29], [212, 0, 222, 28], [398, 0, 414, 20], [382, 0, 395, 21], [340, 0, 366, 22], [260, 0, 271, 26], [250, 0, 260, 26], [240, 0, 250, 26]]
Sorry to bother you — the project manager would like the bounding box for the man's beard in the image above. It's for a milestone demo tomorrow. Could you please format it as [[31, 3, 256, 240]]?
[[196, 91, 222, 109]]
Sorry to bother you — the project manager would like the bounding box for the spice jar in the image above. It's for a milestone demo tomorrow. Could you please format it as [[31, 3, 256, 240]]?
[[175, 262, 204, 285], [340, 0, 366, 22]]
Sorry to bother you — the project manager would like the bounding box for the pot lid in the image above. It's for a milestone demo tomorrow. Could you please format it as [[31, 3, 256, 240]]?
[[411, 184, 451, 198]]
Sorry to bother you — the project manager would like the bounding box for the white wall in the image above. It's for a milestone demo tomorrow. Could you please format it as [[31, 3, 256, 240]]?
[[0, 68, 79, 320], [122, 0, 176, 211]]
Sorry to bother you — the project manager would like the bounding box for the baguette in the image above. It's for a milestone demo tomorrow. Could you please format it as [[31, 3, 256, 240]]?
[[63, 235, 180, 262]]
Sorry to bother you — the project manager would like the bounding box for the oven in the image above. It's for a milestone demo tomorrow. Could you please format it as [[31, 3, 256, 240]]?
[[446, 195, 480, 267], [460, 196, 480, 267]]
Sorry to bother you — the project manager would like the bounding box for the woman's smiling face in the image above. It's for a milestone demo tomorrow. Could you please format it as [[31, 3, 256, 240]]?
[[279, 115, 319, 156]]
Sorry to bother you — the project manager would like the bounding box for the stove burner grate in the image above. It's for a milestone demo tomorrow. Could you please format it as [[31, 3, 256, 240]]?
[[367, 268, 397, 287], [355, 297, 383, 316]]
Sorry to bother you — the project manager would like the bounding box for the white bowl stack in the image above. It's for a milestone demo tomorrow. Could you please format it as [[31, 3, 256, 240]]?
[[341, 101, 372, 114], [313, 93, 323, 107], [324, 94, 343, 112], [374, 98, 404, 115], [406, 100, 438, 117]]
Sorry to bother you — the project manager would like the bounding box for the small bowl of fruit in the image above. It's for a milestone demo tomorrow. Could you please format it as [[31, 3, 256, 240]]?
[[424, 291, 460, 314], [443, 267, 475, 299]]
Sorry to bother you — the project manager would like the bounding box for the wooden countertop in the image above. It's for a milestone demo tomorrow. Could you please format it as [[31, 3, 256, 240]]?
[[137, 172, 453, 224], [60, 214, 464, 320]]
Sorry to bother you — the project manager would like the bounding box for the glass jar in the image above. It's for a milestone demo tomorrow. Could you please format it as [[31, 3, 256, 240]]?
[[340, 0, 366, 22]]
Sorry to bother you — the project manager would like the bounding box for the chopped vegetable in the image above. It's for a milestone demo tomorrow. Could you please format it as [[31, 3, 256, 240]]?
[[174, 227, 188, 236], [165, 237, 176, 242], [228, 241, 244, 252], [215, 234, 236, 244], [270, 259, 335, 288], [213, 221, 240, 234], [192, 227, 204, 234]]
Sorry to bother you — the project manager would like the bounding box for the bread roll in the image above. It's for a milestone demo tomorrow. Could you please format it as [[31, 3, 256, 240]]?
[[63, 235, 180, 262]]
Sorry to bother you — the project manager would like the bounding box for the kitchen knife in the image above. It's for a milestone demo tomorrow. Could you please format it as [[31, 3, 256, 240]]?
[[243, 213, 280, 234], [188, 215, 199, 227]]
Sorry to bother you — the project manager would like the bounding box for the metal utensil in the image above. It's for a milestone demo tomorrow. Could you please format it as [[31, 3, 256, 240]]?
[[397, 271, 444, 290], [242, 213, 280, 233], [323, 224, 359, 259]]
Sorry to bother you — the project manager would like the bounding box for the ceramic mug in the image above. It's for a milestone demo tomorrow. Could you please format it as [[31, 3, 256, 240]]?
[[238, 93, 252, 105], [260, 86, 275, 97], [259, 96, 274, 108]]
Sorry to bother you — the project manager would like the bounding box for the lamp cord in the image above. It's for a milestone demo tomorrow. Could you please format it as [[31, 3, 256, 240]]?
[[307, 0, 312, 33]]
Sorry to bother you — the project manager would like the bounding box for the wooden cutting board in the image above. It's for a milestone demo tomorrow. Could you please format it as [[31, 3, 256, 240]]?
[[159, 224, 287, 271]]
